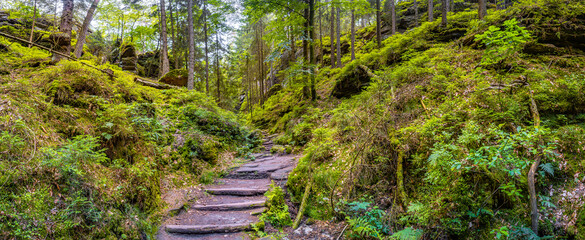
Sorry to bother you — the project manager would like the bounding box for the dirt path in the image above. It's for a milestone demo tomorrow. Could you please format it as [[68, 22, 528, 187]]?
[[157, 136, 298, 240]]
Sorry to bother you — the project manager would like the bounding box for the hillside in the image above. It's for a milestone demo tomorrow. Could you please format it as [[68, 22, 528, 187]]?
[[0, 37, 259, 239], [1, 0, 585, 239], [246, 0, 585, 239]]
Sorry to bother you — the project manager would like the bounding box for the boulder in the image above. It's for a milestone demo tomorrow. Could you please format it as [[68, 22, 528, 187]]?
[[331, 65, 372, 98], [159, 69, 188, 87]]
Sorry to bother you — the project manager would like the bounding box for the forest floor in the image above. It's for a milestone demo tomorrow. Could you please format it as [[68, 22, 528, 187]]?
[[156, 136, 314, 239]]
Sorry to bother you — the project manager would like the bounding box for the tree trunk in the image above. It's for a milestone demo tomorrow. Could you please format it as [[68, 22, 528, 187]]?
[[319, 0, 323, 64], [159, 0, 170, 76], [441, 0, 448, 26], [187, 0, 194, 90], [414, 0, 419, 26], [528, 89, 541, 235], [55, 0, 74, 61], [350, 0, 355, 60], [330, 3, 335, 68], [260, 22, 265, 105], [73, 0, 100, 58], [28, 0, 37, 48], [309, 0, 316, 101], [376, 0, 381, 48], [290, 26, 296, 61], [303, 8, 309, 62], [335, 7, 341, 68], [170, 0, 178, 69], [428, 0, 434, 22], [478, 0, 487, 19], [391, 0, 396, 35], [216, 32, 221, 102], [203, 0, 210, 94]]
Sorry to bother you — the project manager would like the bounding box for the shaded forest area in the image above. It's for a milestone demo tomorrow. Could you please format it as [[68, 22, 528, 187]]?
[[1, 0, 585, 239]]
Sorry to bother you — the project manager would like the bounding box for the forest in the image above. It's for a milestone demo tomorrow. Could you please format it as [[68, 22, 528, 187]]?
[[0, 0, 584, 239]]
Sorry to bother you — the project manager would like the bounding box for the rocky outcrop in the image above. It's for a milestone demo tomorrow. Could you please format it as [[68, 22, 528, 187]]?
[[159, 69, 188, 87], [119, 43, 137, 72]]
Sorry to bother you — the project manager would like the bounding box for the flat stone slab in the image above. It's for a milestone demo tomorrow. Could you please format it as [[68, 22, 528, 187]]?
[[192, 200, 265, 211], [270, 165, 296, 180], [166, 223, 252, 234], [205, 188, 268, 196]]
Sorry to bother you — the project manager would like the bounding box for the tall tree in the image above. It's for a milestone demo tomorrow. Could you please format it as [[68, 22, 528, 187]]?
[[319, 0, 323, 64], [335, 6, 341, 67], [330, 2, 335, 68], [170, 0, 179, 69], [391, 0, 396, 35], [414, 0, 418, 26], [203, 0, 210, 94], [479, 0, 487, 20], [55, 0, 74, 61], [159, 0, 170, 76], [187, 0, 194, 90], [428, 0, 434, 22], [350, 0, 355, 60], [216, 32, 221, 101], [28, 0, 37, 48], [376, 0, 381, 48], [73, 0, 100, 58], [309, 0, 316, 100], [441, 0, 448, 26]]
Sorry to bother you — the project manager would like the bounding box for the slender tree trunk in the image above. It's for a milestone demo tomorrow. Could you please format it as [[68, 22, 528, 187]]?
[[391, 0, 396, 35], [73, 0, 100, 58], [28, 0, 37, 48], [441, 0, 448, 26], [303, 8, 309, 62], [478, 0, 487, 19], [376, 0, 381, 48], [55, 0, 74, 62], [319, 0, 323, 64], [159, 0, 170, 76], [414, 0, 419, 26], [428, 0, 434, 22], [187, 0, 194, 90], [290, 26, 296, 61], [246, 55, 251, 113], [335, 7, 341, 68], [216, 32, 221, 102], [350, 0, 355, 61], [203, 0, 210, 94], [170, 0, 178, 69], [260, 22, 265, 105], [330, 3, 335, 68], [309, 0, 316, 101], [528, 89, 542, 235]]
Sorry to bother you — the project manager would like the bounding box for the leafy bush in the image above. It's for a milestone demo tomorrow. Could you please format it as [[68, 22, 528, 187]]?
[[341, 201, 390, 239], [260, 183, 291, 228]]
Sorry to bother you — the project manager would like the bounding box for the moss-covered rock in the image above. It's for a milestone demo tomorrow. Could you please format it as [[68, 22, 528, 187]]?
[[331, 65, 372, 98], [159, 69, 188, 87]]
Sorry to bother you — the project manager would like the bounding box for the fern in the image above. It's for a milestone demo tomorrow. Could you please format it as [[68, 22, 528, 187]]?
[[390, 227, 423, 240]]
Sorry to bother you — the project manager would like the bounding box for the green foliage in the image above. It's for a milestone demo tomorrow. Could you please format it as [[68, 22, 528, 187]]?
[[260, 183, 291, 228], [341, 201, 390, 239], [389, 227, 424, 240], [475, 19, 531, 67]]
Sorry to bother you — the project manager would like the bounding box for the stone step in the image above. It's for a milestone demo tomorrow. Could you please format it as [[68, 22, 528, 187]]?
[[205, 188, 268, 196], [165, 223, 252, 234], [192, 200, 265, 211]]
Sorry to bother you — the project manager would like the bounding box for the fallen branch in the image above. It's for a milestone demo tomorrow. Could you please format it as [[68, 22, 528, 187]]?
[[0, 31, 114, 78], [358, 64, 378, 79], [527, 88, 541, 234], [134, 77, 179, 89], [292, 177, 313, 229]]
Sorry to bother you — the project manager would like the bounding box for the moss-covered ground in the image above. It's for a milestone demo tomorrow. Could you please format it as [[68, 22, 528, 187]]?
[[244, 0, 585, 238], [0, 37, 259, 239]]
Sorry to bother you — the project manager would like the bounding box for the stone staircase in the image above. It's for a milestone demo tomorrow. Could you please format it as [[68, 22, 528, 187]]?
[[157, 136, 298, 240]]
